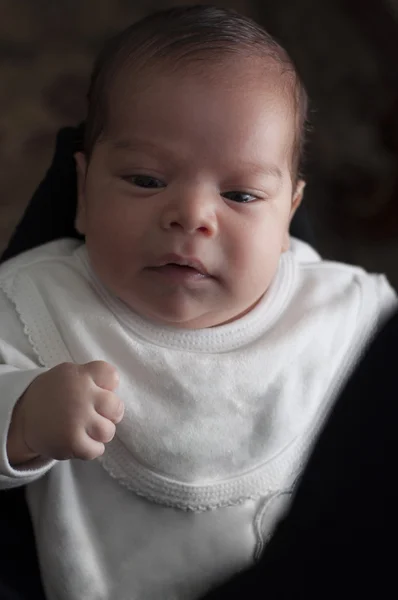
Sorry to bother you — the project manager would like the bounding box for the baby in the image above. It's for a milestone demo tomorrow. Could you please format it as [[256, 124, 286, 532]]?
[[0, 5, 396, 600]]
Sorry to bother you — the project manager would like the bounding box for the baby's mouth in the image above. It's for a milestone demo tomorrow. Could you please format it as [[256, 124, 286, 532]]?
[[146, 258, 210, 283], [164, 263, 199, 272], [149, 254, 209, 276]]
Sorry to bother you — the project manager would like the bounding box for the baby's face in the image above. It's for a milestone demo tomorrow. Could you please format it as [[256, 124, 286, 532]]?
[[76, 59, 303, 328]]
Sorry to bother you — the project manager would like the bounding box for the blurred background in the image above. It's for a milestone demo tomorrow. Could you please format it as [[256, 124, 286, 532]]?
[[1, 0, 398, 285]]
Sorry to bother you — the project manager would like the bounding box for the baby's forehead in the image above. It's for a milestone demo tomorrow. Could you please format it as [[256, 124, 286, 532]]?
[[108, 54, 297, 116]]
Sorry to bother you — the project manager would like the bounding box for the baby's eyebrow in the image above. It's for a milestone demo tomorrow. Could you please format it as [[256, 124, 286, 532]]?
[[107, 138, 284, 181], [109, 138, 171, 158], [111, 139, 145, 151], [233, 162, 283, 181]]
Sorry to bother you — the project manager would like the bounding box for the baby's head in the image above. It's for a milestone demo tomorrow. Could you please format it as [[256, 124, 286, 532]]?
[[75, 4, 308, 329]]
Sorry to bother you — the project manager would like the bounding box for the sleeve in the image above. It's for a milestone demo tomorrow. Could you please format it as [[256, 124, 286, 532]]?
[[374, 275, 397, 328], [0, 288, 56, 489]]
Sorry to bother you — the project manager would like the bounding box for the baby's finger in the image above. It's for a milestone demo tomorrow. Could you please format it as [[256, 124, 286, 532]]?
[[69, 438, 105, 461], [95, 390, 124, 424], [83, 361, 120, 392], [86, 416, 116, 444]]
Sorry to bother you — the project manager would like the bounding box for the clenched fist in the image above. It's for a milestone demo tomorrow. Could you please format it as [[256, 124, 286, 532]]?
[[7, 361, 124, 465]]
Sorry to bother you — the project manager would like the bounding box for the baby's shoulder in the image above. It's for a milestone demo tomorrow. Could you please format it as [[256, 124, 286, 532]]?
[[290, 237, 394, 300], [299, 255, 390, 289], [0, 239, 82, 282], [294, 253, 396, 320]]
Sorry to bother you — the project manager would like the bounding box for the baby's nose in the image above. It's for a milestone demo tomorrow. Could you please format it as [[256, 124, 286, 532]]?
[[160, 191, 218, 236]]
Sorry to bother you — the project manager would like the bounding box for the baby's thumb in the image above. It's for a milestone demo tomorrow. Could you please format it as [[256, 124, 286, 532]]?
[[83, 361, 120, 391]]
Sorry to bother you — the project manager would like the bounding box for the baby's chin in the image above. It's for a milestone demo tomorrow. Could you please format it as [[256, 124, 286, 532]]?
[[130, 304, 223, 330], [121, 294, 264, 330]]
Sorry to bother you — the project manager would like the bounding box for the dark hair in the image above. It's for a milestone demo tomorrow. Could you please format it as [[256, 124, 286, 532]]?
[[85, 4, 308, 180]]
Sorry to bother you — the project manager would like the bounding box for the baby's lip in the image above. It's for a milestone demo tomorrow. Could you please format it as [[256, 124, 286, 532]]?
[[149, 253, 209, 276]]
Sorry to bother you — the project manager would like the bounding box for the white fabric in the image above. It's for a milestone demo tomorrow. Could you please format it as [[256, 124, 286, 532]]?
[[288, 237, 321, 262], [0, 238, 396, 600]]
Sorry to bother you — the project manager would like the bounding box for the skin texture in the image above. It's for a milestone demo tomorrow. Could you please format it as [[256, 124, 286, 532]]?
[[75, 57, 304, 330]]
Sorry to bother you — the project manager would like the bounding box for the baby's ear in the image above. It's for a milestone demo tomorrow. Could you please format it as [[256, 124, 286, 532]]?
[[282, 179, 306, 252], [74, 152, 87, 235], [291, 179, 306, 218]]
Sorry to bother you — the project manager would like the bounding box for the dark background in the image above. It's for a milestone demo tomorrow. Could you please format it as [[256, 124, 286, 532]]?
[[1, 0, 398, 285]]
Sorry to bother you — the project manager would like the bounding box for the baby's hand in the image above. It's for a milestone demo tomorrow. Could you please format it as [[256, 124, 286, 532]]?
[[7, 362, 124, 464]]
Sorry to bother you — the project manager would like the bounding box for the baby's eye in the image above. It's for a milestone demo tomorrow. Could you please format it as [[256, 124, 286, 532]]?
[[222, 191, 258, 203], [127, 175, 166, 189]]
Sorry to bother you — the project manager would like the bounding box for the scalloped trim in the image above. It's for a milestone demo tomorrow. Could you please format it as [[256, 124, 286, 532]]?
[[98, 431, 306, 512], [0, 277, 47, 367], [99, 455, 260, 512]]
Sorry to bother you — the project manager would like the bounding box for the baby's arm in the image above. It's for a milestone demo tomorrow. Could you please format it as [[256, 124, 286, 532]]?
[[0, 288, 124, 488], [0, 285, 51, 488]]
